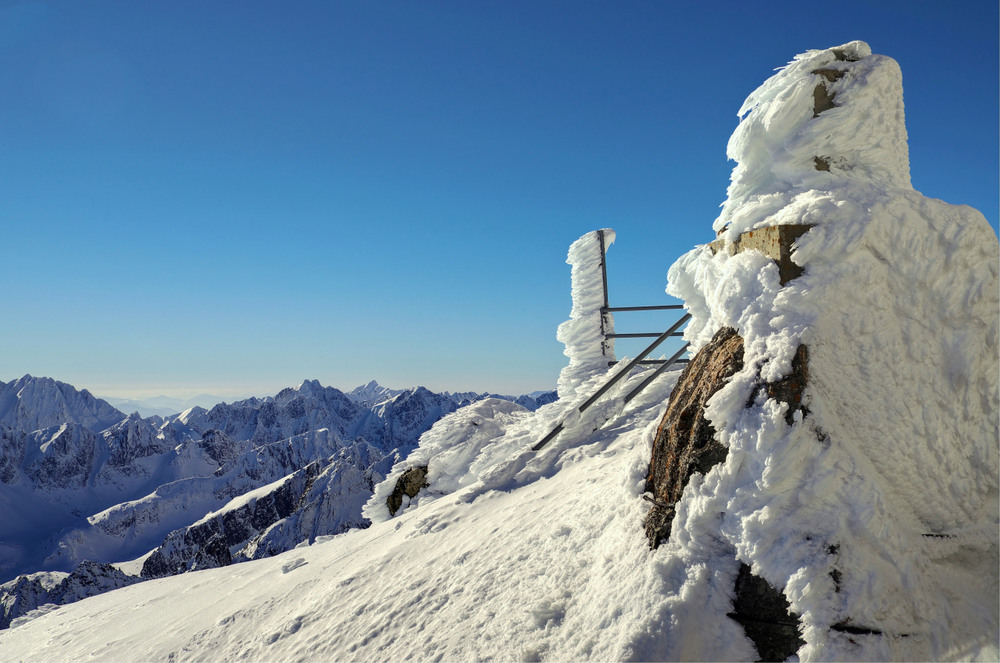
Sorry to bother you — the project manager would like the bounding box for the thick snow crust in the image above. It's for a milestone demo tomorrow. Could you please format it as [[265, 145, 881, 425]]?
[[556, 229, 616, 400], [716, 40, 909, 240]]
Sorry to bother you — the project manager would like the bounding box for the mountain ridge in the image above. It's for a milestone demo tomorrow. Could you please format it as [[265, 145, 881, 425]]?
[[0, 374, 555, 629]]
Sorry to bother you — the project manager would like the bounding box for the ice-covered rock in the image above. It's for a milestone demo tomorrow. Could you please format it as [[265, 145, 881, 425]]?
[[364, 398, 533, 523], [658, 41, 998, 660]]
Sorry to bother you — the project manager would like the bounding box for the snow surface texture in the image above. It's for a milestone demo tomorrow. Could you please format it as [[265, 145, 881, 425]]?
[[556, 229, 616, 400], [1, 41, 997, 662]]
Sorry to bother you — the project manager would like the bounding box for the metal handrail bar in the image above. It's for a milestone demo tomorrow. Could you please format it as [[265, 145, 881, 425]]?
[[623, 343, 690, 404], [606, 332, 685, 338], [598, 230, 610, 344], [576, 313, 690, 412], [609, 359, 690, 366], [604, 305, 685, 312], [532, 312, 691, 451]]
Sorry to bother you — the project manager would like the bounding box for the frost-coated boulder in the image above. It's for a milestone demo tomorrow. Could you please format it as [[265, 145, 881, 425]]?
[[662, 41, 999, 660]]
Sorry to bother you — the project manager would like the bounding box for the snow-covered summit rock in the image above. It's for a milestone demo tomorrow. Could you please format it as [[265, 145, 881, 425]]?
[[716, 40, 910, 241], [662, 41, 998, 660]]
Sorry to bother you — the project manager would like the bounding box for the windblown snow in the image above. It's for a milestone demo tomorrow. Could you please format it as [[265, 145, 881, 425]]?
[[1, 41, 996, 662]]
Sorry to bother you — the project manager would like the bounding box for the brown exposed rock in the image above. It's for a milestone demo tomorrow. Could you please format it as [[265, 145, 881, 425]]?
[[764, 344, 809, 425], [386, 465, 429, 516], [643, 327, 745, 548], [811, 68, 845, 117]]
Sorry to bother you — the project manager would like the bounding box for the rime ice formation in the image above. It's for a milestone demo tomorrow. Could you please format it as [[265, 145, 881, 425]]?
[[0, 42, 996, 663], [665, 40, 999, 660], [556, 229, 616, 400], [714, 40, 910, 241]]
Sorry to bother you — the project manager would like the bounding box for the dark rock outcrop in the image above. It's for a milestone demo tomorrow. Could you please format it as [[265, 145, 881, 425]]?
[[761, 343, 809, 425], [727, 563, 805, 662], [387, 465, 429, 516], [643, 327, 745, 548]]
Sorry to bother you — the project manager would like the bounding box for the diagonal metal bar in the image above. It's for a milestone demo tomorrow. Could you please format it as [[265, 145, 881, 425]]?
[[532, 312, 691, 451], [623, 343, 690, 404], [576, 312, 690, 413]]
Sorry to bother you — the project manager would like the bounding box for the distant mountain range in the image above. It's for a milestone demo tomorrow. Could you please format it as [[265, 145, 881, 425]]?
[[0, 374, 555, 628], [100, 394, 241, 418], [101, 380, 556, 418]]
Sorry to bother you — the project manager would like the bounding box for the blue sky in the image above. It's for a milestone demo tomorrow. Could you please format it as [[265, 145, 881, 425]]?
[[2, 0, 997, 399]]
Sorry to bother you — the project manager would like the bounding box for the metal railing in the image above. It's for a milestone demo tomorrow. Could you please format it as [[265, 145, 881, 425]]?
[[532, 230, 691, 451]]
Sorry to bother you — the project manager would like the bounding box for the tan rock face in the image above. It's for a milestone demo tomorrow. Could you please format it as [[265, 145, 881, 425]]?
[[643, 327, 745, 548]]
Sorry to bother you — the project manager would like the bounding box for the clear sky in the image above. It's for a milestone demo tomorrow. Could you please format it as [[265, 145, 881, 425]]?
[[2, 0, 997, 399]]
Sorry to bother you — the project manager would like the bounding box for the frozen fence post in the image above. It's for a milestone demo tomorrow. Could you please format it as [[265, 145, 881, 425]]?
[[555, 229, 616, 400]]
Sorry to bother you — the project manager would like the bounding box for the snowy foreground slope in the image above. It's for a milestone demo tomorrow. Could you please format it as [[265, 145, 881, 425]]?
[[2, 41, 997, 662]]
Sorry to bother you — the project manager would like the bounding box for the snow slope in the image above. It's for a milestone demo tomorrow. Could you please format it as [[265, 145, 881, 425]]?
[[0, 364, 689, 661]]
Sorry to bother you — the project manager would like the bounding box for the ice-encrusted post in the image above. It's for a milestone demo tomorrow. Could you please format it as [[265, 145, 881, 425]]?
[[556, 229, 616, 400]]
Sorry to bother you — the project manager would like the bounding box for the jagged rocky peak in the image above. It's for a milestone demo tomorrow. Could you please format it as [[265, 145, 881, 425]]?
[[346, 380, 405, 406], [0, 561, 140, 629], [102, 412, 170, 468], [0, 375, 126, 434], [277, 378, 328, 401]]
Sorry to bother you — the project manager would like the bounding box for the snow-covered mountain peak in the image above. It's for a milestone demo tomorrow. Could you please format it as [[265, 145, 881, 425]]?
[[0, 375, 126, 434], [345, 380, 406, 406], [295, 379, 324, 394], [177, 405, 208, 424], [272, 379, 339, 405]]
